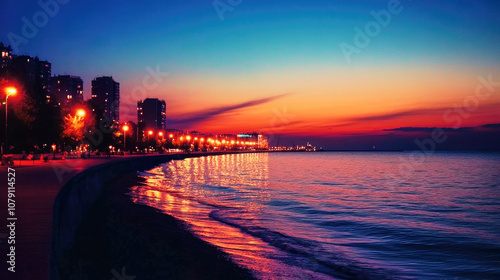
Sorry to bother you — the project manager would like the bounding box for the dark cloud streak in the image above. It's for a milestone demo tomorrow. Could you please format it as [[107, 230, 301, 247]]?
[[168, 93, 290, 128]]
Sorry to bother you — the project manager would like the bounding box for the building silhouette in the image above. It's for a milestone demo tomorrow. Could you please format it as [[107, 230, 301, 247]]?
[[50, 75, 84, 107], [9, 55, 51, 103], [91, 76, 120, 122], [0, 42, 12, 73], [137, 98, 166, 138]]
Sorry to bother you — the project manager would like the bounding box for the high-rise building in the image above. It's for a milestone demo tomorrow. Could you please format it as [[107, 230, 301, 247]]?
[[137, 98, 166, 137], [37, 59, 51, 100], [0, 42, 12, 72], [10, 55, 51, 102], [51, 75, 83, 107], [11, 55, 36, 84], [91, 76, 120, 122]]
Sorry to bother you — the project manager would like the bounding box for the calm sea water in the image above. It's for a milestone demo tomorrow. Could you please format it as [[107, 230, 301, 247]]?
[[129, 152, 500, 280]]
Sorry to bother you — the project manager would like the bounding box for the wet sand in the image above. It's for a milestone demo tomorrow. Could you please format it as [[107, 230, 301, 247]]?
[[60, 172, 257, 280]]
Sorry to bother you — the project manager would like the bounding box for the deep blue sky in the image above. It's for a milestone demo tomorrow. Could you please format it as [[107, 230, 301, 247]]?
[[1, 0, 500, 149], [2, 0, 499, 84]]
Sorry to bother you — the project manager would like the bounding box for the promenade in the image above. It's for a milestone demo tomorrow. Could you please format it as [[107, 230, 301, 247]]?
[[0, 154, 166, 280]]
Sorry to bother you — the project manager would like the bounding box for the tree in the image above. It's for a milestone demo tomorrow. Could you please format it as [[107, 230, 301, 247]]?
[[62, 109, 93, 149]]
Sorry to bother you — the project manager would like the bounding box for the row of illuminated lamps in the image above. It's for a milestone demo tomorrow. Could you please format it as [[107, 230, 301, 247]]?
[[124, 127, 261, 146], [1, 87, 258, 148]]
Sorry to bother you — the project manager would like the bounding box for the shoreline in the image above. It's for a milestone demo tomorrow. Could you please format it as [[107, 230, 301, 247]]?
[[50, 151, 269, 280], [62, 171, 257, 279], [0, 151, 266, 280]]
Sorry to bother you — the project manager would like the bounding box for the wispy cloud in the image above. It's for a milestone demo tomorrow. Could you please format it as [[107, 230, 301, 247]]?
[[343, 102, 500, 123], [384, 123, 500, 133], [384, 127, 474, 133], [169, 93, 290, 128], [343, 108, 444, 122], [481, 123, 500, 129]]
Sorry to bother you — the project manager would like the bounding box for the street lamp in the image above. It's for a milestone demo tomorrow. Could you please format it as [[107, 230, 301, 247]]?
[[52, 144, 57, 159], [122, 124, 129, 152], [4, 87, 17, 153], [158, 131, 164, 153], [77, 109, 85, 118], [147, 130, 153, 144], [73, 109, 86, 151]]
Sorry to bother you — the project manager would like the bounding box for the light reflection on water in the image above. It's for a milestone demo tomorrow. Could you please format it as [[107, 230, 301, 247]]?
[[130, 153, 334, 279], [129, 152, 500, 280]]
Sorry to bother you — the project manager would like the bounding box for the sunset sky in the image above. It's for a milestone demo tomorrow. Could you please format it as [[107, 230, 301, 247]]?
[[1, 0, 499, 149]]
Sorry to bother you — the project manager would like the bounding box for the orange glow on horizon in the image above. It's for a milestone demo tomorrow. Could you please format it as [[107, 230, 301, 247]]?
[[120, 66, 500, 136]]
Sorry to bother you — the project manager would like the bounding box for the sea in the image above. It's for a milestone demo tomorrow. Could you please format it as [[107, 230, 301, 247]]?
[[129, 152, 500, 280]]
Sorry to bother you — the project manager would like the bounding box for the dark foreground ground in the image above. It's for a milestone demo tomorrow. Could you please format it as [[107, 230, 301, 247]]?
[[60, 172, 257, 280]]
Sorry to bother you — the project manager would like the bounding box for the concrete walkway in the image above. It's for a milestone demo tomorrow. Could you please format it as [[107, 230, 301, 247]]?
[[0, 155, 169, 280]]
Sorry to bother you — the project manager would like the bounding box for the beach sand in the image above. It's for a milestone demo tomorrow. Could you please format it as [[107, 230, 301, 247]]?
[[60, 171, 257, 280]]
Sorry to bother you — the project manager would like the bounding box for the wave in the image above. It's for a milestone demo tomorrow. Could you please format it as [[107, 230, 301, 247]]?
[[209, 210, 402, 280], [137, 171, 161, 176]]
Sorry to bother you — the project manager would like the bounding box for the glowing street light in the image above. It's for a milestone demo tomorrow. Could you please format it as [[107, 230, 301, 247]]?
[[4, 87, 17, 153], [147, 130, 153, 144], [122, 124, 129, 151], [77, 109, 86, 118], [186, 135, 191, 141], [169, 134, 173, 138], [158, 132, 165, 153]]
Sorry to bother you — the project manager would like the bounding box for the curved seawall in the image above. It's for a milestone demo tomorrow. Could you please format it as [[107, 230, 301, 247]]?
[[49, 152, 255, 280]]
